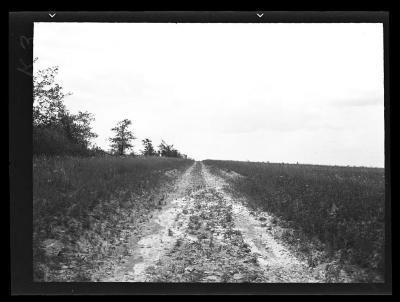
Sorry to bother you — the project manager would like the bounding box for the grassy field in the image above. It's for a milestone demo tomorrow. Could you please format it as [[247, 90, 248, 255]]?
[[203, 160, 385, 280], [33, 155, 193, 281]]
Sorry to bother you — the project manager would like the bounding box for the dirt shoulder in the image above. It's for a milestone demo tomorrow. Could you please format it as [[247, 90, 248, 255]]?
[[98, 163, 197, 281]]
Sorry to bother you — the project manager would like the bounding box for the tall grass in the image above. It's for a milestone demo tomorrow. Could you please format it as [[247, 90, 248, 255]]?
[[33, 155, 193, 281], [203, 160, 385, 277]]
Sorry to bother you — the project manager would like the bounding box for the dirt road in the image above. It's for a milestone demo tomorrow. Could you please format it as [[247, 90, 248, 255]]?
[[100, 162, 322, 282]]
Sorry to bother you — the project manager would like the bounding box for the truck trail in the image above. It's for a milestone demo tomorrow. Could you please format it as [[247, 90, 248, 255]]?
[[100, 162, 323, 282]]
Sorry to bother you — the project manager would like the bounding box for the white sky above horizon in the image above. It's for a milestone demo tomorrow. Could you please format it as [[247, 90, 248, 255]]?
[[33, 22, 385, 167]]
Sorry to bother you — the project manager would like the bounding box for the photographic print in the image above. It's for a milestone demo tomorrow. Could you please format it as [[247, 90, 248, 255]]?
[[32, 22, 385, 283]]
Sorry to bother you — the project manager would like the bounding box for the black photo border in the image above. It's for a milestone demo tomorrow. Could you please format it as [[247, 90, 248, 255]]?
[[9, 11, 392, 295]]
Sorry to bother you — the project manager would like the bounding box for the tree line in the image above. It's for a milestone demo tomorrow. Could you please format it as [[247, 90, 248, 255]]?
[[33, 62, 188, 159], [109, 119, 187, 158]]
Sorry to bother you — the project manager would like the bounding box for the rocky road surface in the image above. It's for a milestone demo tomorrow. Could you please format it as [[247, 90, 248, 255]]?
[[100, 162, 323, 282]]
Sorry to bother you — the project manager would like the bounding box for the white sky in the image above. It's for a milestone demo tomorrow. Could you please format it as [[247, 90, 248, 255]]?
[[33, 22, 385, 167]]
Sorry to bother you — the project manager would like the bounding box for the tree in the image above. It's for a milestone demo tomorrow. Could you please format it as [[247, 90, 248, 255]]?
[[141, 138, 156, 156], [158, 140, 184, 158], [158, 140, 173, 157], [61, 111, 98, 149], [109, 119, 136, 155], [33, 61, 98, 156], [33, 64, 71, 128]]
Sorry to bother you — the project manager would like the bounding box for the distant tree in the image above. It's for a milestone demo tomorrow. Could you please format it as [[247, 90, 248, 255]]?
[[158, 140, 173, 157], [109, 119, 136, 156], [141, 138, 156, 156], [158, 140, 184, 158]]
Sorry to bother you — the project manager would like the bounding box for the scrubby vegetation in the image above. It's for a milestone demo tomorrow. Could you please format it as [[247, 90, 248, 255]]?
[[33, 60, 188, 158], [33, 64, 98, 156], [33, 156, 193, 281], [32, 61, 193, 281], [203, 160, 385, 280]]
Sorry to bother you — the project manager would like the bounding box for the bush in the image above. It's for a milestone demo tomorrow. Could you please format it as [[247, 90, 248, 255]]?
[[33, 126, 89, 156]]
